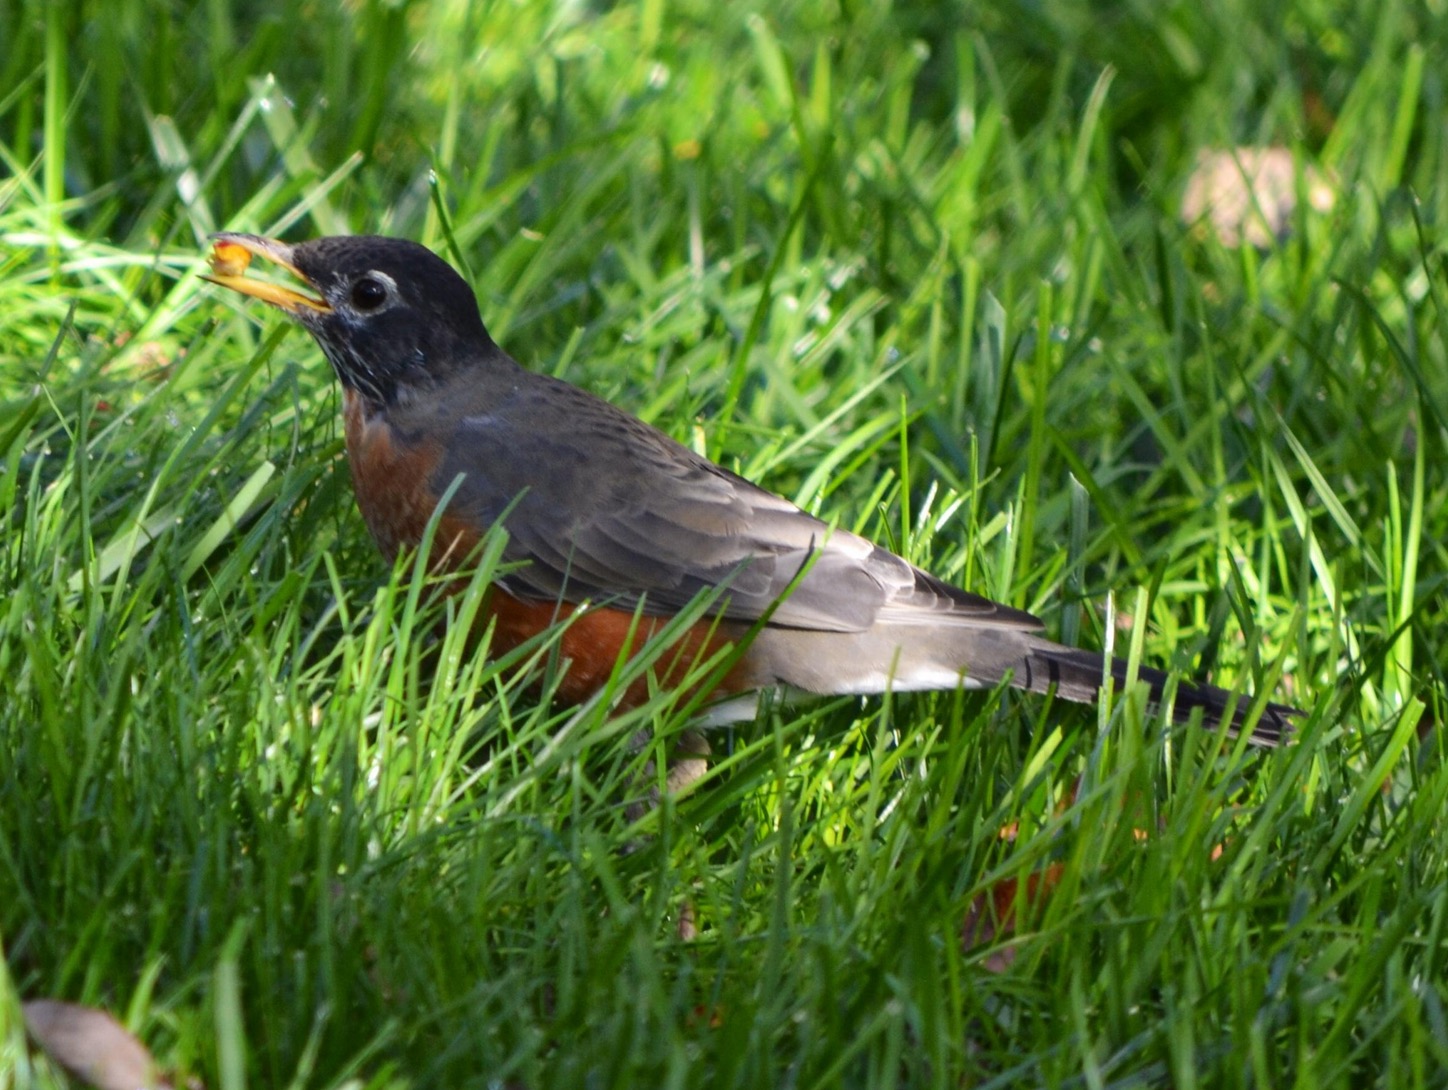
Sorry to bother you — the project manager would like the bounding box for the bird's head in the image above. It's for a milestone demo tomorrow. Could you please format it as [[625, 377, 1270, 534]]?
[[204, 233, 497, 410]]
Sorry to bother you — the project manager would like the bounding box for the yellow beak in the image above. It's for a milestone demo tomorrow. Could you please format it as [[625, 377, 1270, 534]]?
[[202, 233, 332, 314]]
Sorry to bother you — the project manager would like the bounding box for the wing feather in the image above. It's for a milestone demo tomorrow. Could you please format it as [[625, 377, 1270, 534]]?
[[417, 371, 1042, 634]]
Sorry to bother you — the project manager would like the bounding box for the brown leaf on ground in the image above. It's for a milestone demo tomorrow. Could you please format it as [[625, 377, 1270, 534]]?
[[1181, 147, 1334, 248], [686, 1004, 725, 1030], [960, 863, 1066, 973], [23, 999, 170, 1090]]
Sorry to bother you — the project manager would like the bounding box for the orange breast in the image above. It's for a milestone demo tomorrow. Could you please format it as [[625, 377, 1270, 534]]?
[[343, 389, 480, 565], [341, 390, 758, 709]]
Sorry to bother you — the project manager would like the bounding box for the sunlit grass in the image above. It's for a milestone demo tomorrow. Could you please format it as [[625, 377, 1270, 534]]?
[[3, 0, 1447, 1086]]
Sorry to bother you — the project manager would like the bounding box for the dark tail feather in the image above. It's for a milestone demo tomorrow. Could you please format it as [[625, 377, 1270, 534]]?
[[1021, 639, 1299, 746]]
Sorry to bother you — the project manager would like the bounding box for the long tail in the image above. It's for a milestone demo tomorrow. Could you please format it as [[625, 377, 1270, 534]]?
[[1019, 636, 1298, 745], [750, 624, 1301, 745]]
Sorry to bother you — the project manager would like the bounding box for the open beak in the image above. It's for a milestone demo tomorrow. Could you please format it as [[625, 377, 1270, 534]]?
[[202, 233, 332, 314]]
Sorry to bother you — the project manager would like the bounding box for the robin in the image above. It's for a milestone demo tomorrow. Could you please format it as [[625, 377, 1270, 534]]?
[[203, 233, 1299, 743]]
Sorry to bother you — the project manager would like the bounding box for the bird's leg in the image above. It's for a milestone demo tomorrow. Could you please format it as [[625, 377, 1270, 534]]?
[[624, 726, 712, 823]]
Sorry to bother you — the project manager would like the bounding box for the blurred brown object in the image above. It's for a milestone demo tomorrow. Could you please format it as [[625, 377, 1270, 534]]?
[[1182, 147, 1335, 248], [23, 999, 170, 1090], [960, 864, 1066, 973]]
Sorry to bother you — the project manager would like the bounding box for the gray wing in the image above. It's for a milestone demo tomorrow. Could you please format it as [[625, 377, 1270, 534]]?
[[423, 371, 1043, 634]]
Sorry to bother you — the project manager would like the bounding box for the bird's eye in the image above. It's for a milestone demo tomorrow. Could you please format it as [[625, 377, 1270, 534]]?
[[350, 276, 389, 311]]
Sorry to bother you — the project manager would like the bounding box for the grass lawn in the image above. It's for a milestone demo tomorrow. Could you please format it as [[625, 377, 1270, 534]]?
[[3, 0, 1446, 1086]]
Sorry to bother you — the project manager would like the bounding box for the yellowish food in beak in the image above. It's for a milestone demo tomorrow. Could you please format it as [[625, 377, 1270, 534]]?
[[202, 234, 332, 314], [207, 240, 253, 278]]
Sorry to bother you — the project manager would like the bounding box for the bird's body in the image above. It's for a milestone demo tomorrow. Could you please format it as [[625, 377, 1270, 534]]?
[[205, 233, 1298, 741]]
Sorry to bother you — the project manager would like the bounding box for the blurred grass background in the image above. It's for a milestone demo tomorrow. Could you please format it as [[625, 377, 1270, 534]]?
[[2, 0, 1446, 1086]]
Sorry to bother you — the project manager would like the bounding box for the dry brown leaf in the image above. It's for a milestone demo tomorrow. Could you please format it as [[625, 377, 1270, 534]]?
[[960, 863, 1066, 973], [23, 999, 169, 1090]]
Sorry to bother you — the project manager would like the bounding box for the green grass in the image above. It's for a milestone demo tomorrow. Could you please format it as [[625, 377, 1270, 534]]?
[[3, 0, 1447, 1086]]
